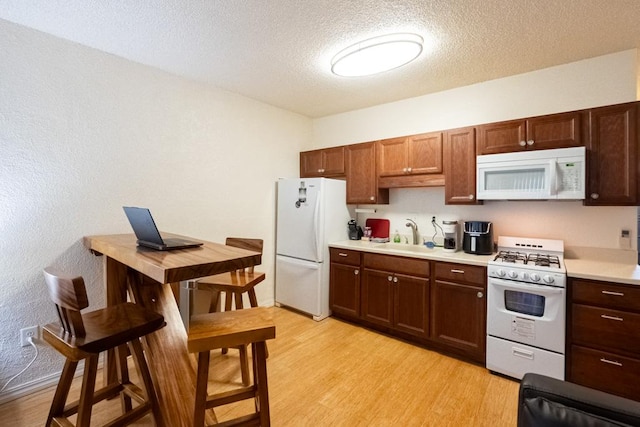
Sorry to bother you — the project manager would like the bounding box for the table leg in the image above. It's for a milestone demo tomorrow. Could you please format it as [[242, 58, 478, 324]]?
[[126, 270, 198, 426]]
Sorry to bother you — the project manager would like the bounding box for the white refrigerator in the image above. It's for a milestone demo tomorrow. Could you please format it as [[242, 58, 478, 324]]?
[[275, 178, 350, 321]]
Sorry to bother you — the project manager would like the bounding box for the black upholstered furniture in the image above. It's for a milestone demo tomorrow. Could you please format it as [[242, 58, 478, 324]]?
[[518, 373, 640, 427]]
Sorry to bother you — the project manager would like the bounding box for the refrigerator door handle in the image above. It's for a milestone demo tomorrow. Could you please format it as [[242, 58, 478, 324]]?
[[313, 190, 321, 260]]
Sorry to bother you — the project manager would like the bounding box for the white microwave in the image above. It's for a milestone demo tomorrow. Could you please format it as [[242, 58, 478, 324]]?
[[476, 146, 586, 200]]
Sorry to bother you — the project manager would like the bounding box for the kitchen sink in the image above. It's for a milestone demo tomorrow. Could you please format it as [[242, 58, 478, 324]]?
[[374, 243, 434, 254]]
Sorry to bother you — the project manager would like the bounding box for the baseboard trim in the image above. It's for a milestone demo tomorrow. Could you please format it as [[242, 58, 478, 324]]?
[[0, 358, 101, 405]]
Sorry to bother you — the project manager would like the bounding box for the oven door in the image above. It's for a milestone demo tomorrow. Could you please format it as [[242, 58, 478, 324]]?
[[487, 277, 565, 353]]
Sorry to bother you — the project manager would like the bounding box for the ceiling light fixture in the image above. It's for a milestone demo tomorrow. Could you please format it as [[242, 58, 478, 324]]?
[[331, 33, 424, 77]]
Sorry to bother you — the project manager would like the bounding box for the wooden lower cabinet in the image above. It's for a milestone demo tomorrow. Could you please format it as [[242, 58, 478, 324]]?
[[361, 255, 429, 338], [431, 262, 487, 363], [568, 277, 640, 400], [329, 249, 489, 364], [329, 248, 361, 318]]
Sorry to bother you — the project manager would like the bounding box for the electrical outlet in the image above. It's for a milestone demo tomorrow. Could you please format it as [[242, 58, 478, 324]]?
[[20, 326, 38, 347]]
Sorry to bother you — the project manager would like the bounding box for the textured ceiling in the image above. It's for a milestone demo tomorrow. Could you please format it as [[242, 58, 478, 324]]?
[[1, 0, 639, 118]]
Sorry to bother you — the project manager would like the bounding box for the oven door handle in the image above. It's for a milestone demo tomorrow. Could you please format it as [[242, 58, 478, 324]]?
[[489, 277, 564, 294]]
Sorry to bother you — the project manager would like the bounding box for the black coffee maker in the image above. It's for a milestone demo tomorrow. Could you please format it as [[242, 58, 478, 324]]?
[[348, 219, 363, 240]]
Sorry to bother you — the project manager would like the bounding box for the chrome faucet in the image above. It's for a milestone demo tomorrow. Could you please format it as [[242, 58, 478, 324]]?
[[405, 219, 419, 245]]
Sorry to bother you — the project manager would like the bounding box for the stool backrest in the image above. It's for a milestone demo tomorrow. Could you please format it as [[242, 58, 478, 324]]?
[[43, 267, 89, 337], [225, 238, 263, 274]]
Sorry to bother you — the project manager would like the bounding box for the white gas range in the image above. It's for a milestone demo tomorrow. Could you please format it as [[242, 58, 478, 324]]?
[[486, 236, 566, 381]]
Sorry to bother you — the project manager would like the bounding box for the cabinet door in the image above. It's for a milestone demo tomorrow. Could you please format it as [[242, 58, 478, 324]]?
[[431, 280, 486, 362], [476, 120, 526, 155], [585, 102, 638, 206], [394, 273, 429, 337], [361, 269, 393, 327], [444, 127, 481, 204], [346, 142, 389, 204], [408, 132, 443, 174], [300, 150, 323, 177], [330, 262, 360, 318], [321, 146, 345, 176], [377, 137, 408, 177], [526, 111, 582, 150], [300, 147, 345, 177]]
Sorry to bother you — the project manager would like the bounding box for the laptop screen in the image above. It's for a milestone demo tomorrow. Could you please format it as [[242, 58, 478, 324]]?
[[123, 207, 165, 245]]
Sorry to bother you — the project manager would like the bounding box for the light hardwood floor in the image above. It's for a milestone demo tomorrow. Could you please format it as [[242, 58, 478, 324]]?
[[0, 306, 519, 426]]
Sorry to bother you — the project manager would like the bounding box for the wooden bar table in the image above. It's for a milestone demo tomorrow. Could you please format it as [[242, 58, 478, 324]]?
[[84, 233, 262, 427]]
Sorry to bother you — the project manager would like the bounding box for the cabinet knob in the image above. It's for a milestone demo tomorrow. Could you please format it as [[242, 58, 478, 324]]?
[[402, 167, 407, 173], [519, 140, 526, 147], [407, 167, 412, 173], [388, 275, 393, 281], [477, 291, 484, 298], [370, 196, 375, 201], [354, 269, 359, 275], [527, 140, 534, 146], [393, 276, 398, 283], [590, 193, 599, 200], [468, 194, 475, 200]]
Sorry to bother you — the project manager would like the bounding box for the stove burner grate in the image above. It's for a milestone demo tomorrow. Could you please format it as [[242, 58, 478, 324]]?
[[494, 251, 562, 268], [527, 253, 561, 268], [494, 251, 528, 264]]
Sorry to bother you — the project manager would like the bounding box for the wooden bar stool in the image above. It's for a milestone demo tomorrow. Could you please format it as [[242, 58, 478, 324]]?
[[42, 267, 166, 427], [197, 238, 265, 314], [196, 238, 266, 386], [188, 307, 275, 427]]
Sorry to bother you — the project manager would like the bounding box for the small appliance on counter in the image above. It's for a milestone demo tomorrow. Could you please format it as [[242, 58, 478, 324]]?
[[365, 218, 390, 242], [442, 220, 459, 253], [348, 219, 363, 240], [463, 221, 493, 254]]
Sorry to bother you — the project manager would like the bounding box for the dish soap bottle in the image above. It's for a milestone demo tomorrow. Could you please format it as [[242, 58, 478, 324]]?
[[393, 230, 401, 243]]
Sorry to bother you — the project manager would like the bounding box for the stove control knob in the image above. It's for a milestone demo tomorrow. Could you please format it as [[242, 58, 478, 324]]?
[[520, 272, 529, 281], [508, 271, 518, 279], [496, 269, 506, 278], [543, 275, 555, 284], [530, 273, 541, 282]]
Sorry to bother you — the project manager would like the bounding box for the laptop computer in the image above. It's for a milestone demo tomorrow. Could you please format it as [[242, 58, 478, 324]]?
[[123, 206, 203, 251]]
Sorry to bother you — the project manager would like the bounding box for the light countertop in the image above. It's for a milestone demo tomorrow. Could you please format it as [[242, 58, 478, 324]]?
[[329, 240, 494, 267], [330, 240, 640, 286]]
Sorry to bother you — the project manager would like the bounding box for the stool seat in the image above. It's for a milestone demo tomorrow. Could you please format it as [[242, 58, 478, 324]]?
[[188, 307, 275, 427], [188, 307, 275, 353], [44, 302, 165, 359]]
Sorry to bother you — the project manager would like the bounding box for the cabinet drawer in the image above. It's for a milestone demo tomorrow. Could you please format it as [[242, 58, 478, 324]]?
[[363, 253, 429, 278], [329, 248, 361, 266], [434, 262, 486, 287], [572, 279, 640, 311], [572, 304, 640, 354], [570, 345, 640, 401]]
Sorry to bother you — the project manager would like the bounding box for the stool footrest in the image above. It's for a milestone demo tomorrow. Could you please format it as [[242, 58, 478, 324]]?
[[213, 413, 261, 427], [206, 385, 257, 409]]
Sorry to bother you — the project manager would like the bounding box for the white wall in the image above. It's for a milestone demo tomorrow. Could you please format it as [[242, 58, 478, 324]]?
[[0, 19, 311, 395], [311, 50, 639, 252]]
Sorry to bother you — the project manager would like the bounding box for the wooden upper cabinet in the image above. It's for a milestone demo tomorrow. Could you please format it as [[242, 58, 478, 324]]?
[[300, 146, 345, 177], [345, 142, 389, 205], [476, 111, 582, 155], [444, 127, 481, 205], [377, 132, 443, 177], [585, 102, 639, 206]]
